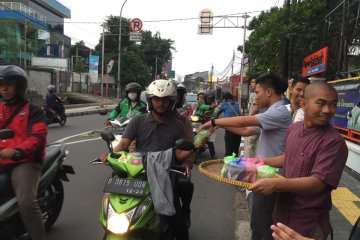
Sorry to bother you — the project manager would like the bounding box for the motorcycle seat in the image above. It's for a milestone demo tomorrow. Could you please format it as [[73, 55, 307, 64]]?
[[43, 146, 62, 173]]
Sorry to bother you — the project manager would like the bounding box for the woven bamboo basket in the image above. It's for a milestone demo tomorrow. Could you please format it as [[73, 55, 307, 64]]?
[[198, 159, 283, 188], [198, 159, 252, 188]]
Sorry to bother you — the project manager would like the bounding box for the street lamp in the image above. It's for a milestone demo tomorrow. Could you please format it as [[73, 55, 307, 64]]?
[[117, 0, 128, 99]]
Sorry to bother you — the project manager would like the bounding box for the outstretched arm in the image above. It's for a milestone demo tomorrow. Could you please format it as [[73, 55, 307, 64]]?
[[223, 126, 258, 137], [199, 115, 261, 131]]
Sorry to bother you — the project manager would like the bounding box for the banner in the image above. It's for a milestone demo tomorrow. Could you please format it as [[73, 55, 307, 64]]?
[[302, 46, 328, 77], [330, 77, 360, 131], [88, 55, 99, 83]]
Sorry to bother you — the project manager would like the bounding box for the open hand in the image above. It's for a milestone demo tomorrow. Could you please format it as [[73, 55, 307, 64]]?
[[271, 222, 314, 240], [0, 148, 17, 159], [99, 153, 108, 162]]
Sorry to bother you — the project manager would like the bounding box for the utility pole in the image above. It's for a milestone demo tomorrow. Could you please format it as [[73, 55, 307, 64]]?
[[117, 0, 128, 99], [101, 23, 106, 97], [209, 64, 214, 90], [23, 20, 27, 70], [230, 50, 235, 93], [155, 56, 158, 79], [338, 0, 346, 72], [238, 13, 249, 110]]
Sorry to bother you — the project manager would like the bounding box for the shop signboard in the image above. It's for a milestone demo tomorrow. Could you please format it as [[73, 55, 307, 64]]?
[[302, 46, 328, 77]]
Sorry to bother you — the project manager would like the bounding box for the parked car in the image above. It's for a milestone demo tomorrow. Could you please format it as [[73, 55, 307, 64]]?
[[180, 93, 197, 116]]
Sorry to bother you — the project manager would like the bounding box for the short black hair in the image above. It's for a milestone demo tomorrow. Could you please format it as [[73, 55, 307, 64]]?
[[291, 77, 310, 87], [222, 92, 233, 100], [255, 73, 287, 95]]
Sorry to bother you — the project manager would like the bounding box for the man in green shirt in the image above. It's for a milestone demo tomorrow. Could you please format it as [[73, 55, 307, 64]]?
[[107, 82, 147, 121]]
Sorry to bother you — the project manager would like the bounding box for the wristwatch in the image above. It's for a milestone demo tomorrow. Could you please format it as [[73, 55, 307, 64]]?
[[211, 118, 216, 127]]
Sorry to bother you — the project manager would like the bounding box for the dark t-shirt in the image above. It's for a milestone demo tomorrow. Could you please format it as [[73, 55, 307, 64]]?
[[122, 113, 185, 152], [274, 121, 348, 237]]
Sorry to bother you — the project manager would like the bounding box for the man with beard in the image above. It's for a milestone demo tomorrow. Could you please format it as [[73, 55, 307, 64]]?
[[100, 79, 193, 240]]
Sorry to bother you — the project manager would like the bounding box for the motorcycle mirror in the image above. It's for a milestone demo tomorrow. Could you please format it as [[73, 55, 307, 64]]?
[[0, 129, 14, 140], [100, 131, 115, 142], [98, 108, 108, 116], [175, 138, 195, 151]]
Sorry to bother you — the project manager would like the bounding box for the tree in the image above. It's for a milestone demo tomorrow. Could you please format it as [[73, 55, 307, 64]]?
[[70, 41, 93, 73], [245, 0, 360, 79], [94, 15, 175, 91]]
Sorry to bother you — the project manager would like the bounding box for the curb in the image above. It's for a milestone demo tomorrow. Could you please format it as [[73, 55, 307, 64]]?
[[65, 105, 116, 118], [65, 109, 103, 117]]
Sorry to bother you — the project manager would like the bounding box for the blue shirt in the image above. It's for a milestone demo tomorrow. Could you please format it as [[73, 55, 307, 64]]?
[[216, 99, 241, 118], [254, 100, 292, 158]]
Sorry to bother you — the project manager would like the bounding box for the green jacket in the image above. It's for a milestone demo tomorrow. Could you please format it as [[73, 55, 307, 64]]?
[[194, 103, 214, 118], [108, 98, 147, 120]]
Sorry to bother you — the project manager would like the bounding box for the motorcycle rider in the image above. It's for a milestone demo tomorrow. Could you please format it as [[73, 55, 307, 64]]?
[[172, 81, 194, 228], [46, 84, 64, 118], [100, 79, 193, 239], [107, 82, 147, 122], [188, 90, 205, 116], [0, 65, 47, 240], [195, 90, 217, 158]]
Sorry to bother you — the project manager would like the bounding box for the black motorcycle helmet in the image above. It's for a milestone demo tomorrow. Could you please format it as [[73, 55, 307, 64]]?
[[205, 90, 215, 104], [175, 82, 187, 109], [125, 82, 142, 99], [0, 65, 28, 102]]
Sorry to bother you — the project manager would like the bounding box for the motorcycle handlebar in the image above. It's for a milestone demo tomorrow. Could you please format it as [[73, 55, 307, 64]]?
[[89, 158, 105, 165]]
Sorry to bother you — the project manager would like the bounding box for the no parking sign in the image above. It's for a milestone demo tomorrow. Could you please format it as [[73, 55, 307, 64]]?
[[129, 18, 142, 32]]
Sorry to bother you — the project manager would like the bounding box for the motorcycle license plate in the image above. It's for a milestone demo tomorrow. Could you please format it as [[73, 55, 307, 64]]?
[[103, 177, 147, 196], [111, 126, 126, 135]]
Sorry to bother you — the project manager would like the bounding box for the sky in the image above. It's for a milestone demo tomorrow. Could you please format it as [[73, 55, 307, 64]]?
[[59, 0, 283, 80]]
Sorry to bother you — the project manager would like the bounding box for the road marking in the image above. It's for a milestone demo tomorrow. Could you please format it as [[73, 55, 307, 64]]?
[[54, 131, 96, 144], [59, 137, 101, 146], [332, 187, 360, 225]]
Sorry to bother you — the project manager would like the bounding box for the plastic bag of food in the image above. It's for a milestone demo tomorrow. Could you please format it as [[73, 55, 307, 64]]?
[[257, 165, 277, 179], [194, 129, 210, 147], [223, 157, 257, 183], [128, 152, 143, 165], [221, 153, 238, 176]]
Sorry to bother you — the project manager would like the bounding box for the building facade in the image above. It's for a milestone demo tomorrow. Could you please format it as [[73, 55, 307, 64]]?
[[0, 0, 71, 66]]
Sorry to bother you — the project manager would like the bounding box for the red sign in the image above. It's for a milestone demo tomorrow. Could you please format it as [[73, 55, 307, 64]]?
[[129, 18, 142, 32], [302, 46, 328, 77]]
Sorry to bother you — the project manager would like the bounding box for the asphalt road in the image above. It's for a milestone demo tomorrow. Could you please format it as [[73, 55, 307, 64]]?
[[45, 114, 238, 240]]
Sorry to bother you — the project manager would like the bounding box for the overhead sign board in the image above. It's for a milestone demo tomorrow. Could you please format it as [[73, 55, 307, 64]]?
[[129, 32, 142, 42], [302, 46, 328, 77], [129, 18, 142, 32]]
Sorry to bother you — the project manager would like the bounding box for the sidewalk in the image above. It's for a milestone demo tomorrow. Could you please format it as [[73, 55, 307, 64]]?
[[63, 92, 117, 117]]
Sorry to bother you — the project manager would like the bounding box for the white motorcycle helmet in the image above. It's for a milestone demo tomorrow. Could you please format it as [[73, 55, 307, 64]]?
[[47, 84, 56, 93], [146, 79, 177, 114]]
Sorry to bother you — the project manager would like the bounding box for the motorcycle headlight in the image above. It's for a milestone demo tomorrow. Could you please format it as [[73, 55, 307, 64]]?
[[191, 115, 200, 122], [107, 204, 136, 235], [132, 196, 152, 223]]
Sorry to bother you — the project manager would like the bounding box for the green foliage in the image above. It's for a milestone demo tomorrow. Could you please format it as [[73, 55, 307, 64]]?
[[246, 0, 359, 79], [94, 15, 175, 91]]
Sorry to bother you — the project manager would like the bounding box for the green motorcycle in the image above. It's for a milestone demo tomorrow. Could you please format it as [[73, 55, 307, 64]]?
[[91, 131, 194, 240]]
